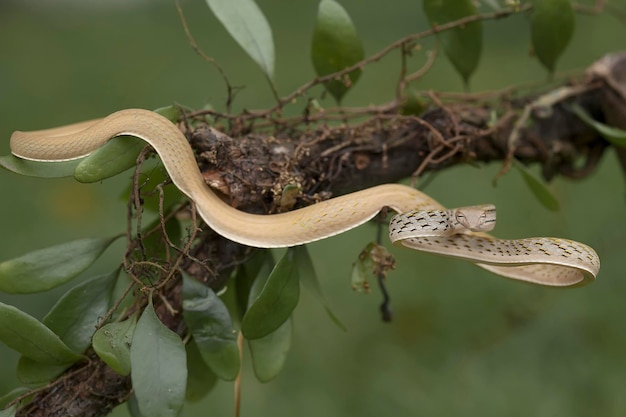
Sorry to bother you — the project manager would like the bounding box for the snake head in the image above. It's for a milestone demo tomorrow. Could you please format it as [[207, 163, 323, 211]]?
[[454, 205, 496, 232]]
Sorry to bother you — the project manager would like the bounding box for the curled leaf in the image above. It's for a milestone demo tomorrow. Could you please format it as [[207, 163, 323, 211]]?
[[311, 0, 364, 102]]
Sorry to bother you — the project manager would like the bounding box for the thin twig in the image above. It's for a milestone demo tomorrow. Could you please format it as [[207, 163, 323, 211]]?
[[175, 0, 235, 111]]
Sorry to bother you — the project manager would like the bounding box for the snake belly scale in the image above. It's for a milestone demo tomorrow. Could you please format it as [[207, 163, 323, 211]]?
[[9, 109, 600, 287]]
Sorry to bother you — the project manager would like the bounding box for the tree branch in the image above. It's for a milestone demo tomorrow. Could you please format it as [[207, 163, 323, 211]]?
[[13, 50, 626, 417]]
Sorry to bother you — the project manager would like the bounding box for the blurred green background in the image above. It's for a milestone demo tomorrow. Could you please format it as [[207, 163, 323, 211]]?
[[1, 0, 625, 416]]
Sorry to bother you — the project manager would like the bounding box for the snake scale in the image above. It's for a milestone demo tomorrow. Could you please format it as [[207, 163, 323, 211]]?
[[10, 109, 600, 287]]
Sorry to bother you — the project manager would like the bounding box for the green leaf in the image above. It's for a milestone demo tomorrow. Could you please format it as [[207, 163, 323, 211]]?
[[0, 302, 81, 364], [185, 338, 218, 402], [182, 274, 240, 381], [351, 242, 376, 293], [0, 154, 82, 178], [570, 103, 626, 147], [234, 251, 274, 320], [248, 318, 292, 382], [241, 249, 300, 340], [42, 270, 118, 353], [293, 246, 346, 331], [92, 316, 137, 376], [16, 357, 69, 386], [423, 0, 483, 85], [153, 105, 183, 124], [0, 387, 30, 409], [0, 236, 119, 294], [0, 404, 16, 417], [311, 0, 364, 102], [121, 165, 184, 215], [73, 136, 146, 183], [110, 271, 136, 322], [127, 394, 145, 417], [512, 159, 560, 211], [206, 0, 275, 79], [130, 301, 186, 417], [530, 0, 575, 73], [400, 89, 427, 116]]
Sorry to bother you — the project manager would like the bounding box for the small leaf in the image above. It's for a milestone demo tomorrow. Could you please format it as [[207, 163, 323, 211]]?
[[570, 103, 626, 147], [0, 154, 82, 178], [351, 243, 396, 292], [153, 105, 183, 124], [423, 0, 483, 85], [0, 302, 81, 364], [0, 404, 16, 417], [185, 339, 218, 402], [293, 246, 345, 331], [130, 301, 186, 417], [206, 0, 275, 79], [530, 0, 575, 73], [400, 89, 427, 116], [42, 270, 118, 353], [0, 236, 120, 294], [248, 318, 292, 382], [182, 274, 240, 381], [351, 242, 376, 293], [512, 159, 560, 211], [311, 0, 365, 102], [241, 249, 300, 340], [16, 357, 69, 386], [92, 317, 137, 376]]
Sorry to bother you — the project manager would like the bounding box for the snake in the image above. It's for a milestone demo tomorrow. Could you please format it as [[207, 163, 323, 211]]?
[[9, 109, 600, 287]]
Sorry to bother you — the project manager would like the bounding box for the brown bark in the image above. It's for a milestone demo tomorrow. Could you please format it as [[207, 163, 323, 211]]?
[[13, 53, 626, 417]]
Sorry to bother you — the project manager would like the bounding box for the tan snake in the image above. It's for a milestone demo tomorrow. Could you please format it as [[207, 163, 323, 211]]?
[[10, 109, 600, 286]]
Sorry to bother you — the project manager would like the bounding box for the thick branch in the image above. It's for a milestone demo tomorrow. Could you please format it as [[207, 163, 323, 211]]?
[[15, 53, 626, 417]]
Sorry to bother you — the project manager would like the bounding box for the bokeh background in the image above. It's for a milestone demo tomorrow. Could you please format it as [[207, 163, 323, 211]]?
[[1, 0, 625, 416]]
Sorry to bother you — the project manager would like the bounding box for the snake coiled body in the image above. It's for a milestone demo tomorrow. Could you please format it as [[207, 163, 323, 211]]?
[[10, 109, 600, 286]]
